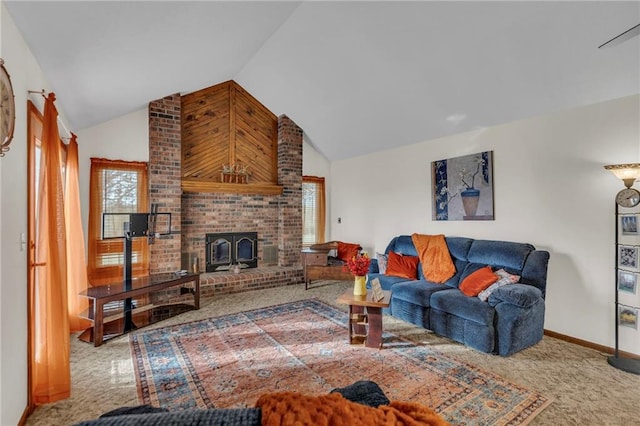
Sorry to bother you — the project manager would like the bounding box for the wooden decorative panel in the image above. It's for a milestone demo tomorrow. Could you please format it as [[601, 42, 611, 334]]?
[[181, 80, 279, 193], [234, 87, 278, 183]]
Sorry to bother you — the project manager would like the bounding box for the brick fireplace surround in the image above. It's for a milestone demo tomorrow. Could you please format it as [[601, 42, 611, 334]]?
[[147, 94, 304, 298]]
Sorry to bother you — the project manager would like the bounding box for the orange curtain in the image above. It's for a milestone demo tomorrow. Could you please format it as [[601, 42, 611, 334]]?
[[32, 93, 70, 404], [65, 134, 91, 332]]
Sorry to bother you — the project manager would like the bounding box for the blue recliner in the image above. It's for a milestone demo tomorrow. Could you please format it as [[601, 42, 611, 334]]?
[[367, 235, 550, 356]]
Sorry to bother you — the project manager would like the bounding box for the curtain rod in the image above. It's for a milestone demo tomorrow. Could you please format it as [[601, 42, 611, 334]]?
[[28, 89, 73, 139]]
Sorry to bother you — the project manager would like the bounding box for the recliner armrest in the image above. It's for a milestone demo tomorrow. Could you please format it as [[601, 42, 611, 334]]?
[[488, 284, 542, 308]]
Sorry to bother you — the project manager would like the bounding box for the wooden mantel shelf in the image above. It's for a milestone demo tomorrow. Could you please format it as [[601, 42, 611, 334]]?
[[182, 178, 283, 195]]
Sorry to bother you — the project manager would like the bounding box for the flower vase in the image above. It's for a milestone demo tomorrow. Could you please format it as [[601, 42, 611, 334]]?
[[353, 275, 367, 296], [461, 188, 480, 217]]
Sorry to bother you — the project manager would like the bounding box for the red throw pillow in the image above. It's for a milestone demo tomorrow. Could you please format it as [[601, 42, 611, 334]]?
[[337, 242, 360, 262], [385, 251, 419, 280], [459, 266, 499, 296]]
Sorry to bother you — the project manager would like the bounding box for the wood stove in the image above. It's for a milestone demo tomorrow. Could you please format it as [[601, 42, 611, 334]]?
[[205, 232, 258, 272]]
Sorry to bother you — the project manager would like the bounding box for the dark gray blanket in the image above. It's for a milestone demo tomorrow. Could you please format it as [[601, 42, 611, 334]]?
[[73, 407, 261, 426]]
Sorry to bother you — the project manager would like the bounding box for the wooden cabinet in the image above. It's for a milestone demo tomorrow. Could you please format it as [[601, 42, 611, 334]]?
[[302, 249, 328, 267], [301, 249, 353, 289]]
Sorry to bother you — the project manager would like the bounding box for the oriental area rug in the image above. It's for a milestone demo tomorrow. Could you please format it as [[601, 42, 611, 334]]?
[[130, 299, 551, 425]]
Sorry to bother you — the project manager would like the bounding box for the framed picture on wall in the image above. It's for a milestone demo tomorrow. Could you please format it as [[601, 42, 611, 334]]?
[[620, 214, 639, 236], [618, 305, 638, 330], [431, 151, 494, 221], [618, 245, 640, 272], [618, 270, 638, 294]]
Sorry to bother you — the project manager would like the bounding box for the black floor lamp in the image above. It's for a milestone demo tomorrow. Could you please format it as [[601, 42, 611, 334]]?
[[604, 163, 640, 375]]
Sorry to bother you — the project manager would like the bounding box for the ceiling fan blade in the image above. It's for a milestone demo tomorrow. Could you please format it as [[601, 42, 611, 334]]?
[[598, 23, 640, 49]]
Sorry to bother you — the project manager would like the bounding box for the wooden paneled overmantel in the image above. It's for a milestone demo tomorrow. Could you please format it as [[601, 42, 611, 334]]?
[[181, 80, 282, 195]]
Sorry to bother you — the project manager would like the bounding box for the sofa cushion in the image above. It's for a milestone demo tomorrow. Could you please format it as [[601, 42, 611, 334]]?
[[366, 273, 408, 291], [385, 251, 419, 280], [467, 240, 534, 272], [444, 237, 474, 262], [488, 284, 542, 308], [391, 280, 449, 308], [459, 262, 486, 279], [385, 235, 419, 257], [430, 289, 495, 325], [459, 266, 498, 296], [442, 258, 468, 288]]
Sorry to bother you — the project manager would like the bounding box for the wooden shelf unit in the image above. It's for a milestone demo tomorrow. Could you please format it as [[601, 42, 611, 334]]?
[[78, 273, 200, 347]]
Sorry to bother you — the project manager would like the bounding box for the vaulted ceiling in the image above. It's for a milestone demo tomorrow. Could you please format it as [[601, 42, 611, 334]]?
[[5, 1, 639, 161]]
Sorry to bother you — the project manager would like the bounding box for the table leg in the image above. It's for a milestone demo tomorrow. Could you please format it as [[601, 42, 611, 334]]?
[[194, 276, 200, 310], [365, 307, 383, 349], [348, 305, 354, 343], [94, 299, 104, 347], [350, 305, 367, 344]]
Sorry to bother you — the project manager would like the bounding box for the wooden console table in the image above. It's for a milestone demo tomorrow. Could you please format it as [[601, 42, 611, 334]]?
[[78, 273, 200, 347]]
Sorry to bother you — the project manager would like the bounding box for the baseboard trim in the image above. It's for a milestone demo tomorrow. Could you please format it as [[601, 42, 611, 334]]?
[[18, 403, 34, 426], [544, 329, 640, 360]]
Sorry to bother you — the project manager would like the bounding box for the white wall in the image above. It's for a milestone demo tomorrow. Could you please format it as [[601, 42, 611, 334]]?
[[75, 108, 149, 248], [330, 94, 640, 353], [0, 3, 55, 423], [303, 135, 331, 241], [0, 12, 149, 413]]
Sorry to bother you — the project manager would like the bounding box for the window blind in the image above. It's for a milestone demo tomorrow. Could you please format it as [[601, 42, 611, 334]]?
[[302, 176, 325, 246]]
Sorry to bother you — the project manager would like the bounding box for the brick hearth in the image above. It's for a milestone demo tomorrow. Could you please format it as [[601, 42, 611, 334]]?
[[148, 93, 304, 296]]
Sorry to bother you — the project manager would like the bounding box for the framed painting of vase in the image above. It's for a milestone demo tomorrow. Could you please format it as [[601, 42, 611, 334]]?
[[431, 151, 494, 221]]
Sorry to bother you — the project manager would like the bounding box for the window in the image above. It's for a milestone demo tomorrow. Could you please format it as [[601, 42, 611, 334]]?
[[88, 158, 149, 284], [302, 176, 326, 247]]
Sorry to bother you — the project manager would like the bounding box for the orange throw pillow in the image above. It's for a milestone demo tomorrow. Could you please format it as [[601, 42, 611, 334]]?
[[337, 242, 360, 261], [385, 251, 419, 280], [459, 266, 498, 296]]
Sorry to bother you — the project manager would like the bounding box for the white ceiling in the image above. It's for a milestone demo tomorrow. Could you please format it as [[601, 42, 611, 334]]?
[[5, 1, 640, 161]]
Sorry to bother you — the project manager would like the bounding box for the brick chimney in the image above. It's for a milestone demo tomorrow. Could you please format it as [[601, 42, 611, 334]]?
[[148, 90, 303, 295]]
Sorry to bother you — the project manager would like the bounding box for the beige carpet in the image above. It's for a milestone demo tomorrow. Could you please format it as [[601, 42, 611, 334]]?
[[27, 280, 640, 425]]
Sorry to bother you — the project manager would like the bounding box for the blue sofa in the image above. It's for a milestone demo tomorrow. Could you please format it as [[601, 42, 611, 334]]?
[[368, 235, 550, 356]]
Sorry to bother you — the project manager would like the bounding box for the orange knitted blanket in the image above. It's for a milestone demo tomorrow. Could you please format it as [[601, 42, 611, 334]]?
[[256, 391, 450, 426], [410, 233, 455, 283]]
